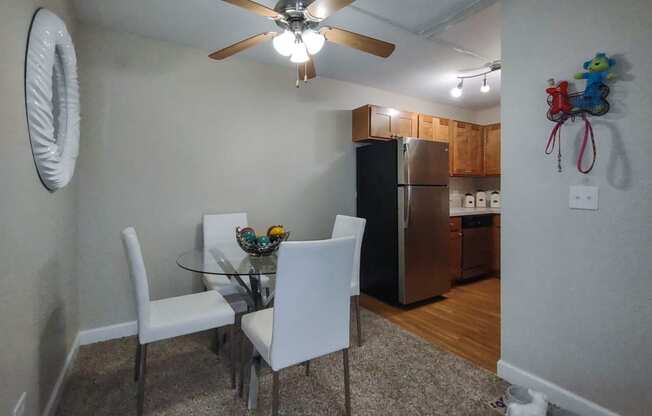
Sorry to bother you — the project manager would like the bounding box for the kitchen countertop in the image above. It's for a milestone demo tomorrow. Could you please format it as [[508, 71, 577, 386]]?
[[450, 207, 501, 217]]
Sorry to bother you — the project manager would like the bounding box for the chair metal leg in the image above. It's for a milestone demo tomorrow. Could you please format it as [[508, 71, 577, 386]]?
[[137, 344, 148, 416], [304, 360, 310, 376], [230, 326, 237, 389], [343, 348, 351, 416], [134, 341, 141, 382], [272, 371, 280, 416], [239, 338, 253, 398], [214, 327, 221, 355], [354, 295, 363, 347]]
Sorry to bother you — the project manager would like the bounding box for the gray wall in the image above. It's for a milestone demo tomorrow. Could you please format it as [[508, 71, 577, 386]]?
[[75, 25, 478, 329], [0, 1, 79, 415], [501, 1, 651, 415]]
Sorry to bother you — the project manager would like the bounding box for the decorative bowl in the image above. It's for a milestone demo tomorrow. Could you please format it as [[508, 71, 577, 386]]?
[[235, 225, 289, 257]]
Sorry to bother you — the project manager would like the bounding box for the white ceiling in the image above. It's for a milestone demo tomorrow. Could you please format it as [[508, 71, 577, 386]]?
[[72, 0, 502, 110]]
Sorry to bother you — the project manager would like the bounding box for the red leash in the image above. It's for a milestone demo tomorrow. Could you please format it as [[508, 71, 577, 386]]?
[[545, 114, 597, 174], [545, 117, 566, 172], [577, 114, 597, 174]]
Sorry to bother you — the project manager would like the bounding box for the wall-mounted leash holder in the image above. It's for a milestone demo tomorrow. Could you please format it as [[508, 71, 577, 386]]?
[[545, 53, 617, 174]]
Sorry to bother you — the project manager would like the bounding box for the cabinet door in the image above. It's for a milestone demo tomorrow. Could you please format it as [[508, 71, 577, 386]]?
[[434, 118, 450, 143], [418, 114, 434, 141], [369, 106, 394, 139], [491, 215, 501, 274], [468, 125, 484, 175], [451, 121, 471, 175], [449, 230, 462, 283], [484, 124, 501, 176], [392, 110, 418, 137]]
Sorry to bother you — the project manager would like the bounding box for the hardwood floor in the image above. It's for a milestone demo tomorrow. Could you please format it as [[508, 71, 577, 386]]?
[[360, 277, 500, 373]]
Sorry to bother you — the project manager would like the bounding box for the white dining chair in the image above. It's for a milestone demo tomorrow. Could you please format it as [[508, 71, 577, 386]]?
[[121, 227, 237, 416], [332, 215, 366, 346], [241, 237, 356, 416], [203, 213, 273, 297]]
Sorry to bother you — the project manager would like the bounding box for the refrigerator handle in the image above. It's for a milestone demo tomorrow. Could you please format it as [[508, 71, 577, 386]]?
[[404, 186, 411, 229], [402, 140, 410, 184]]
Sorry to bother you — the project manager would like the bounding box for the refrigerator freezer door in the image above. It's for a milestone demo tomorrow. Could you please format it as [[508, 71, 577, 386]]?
[[398, 185, 451, 304], [397, 138, 449, 186]]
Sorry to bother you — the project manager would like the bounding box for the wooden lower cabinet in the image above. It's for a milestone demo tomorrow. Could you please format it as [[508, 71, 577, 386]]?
[[449, 215, 500, 283], [491, 215, 501, 274], [449, 217, 462, 283]]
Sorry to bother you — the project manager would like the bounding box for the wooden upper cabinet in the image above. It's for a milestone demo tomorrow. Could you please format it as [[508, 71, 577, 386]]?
[[392, 109, 418, 138], [418, 114, 450, 143], [418, 114, 434, 140], [352, 105, 417, 142], [469, 125, 484, 175], [451, 121, 484, 176], [484, 123, 501, 176], [435, 118, 451, 142], [369, 106, 393, 139]]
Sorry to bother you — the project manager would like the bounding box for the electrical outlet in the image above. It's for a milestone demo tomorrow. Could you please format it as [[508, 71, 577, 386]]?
[[569, 185, 599, 210], [13, 392, 26, 416]]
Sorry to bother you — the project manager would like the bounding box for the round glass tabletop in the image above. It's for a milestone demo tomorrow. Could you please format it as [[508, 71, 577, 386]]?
[[176, 244, 277, 276]]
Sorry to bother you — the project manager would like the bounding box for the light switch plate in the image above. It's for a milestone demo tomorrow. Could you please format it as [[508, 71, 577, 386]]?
[[569, 186, 599, 210], [13, 392, 26, 416]]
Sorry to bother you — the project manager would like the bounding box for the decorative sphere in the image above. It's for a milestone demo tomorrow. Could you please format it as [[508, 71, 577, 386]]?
[[268, 226, 285, 238], [257, 236, 271, 247], [240, 227, 256, 242]]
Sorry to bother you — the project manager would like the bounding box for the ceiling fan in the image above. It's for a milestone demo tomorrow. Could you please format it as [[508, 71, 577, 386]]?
[[210, 0, 396, 86]]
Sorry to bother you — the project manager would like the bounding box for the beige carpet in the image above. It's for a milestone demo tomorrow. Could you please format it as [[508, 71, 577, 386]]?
[[56, 309, 508, 415]]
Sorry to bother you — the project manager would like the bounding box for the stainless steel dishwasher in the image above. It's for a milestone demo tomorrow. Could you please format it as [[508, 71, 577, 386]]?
[[461, 215, 493, 278]]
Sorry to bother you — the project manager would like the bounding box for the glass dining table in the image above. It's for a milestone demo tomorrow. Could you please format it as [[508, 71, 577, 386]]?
[[176, 244, 277, 310], [176, 244, 277, 409]]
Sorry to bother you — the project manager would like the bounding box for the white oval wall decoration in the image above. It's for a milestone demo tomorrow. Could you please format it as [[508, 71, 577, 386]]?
[[25, 8, 80, 192]]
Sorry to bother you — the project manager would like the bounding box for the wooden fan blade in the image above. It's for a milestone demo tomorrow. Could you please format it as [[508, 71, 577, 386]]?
[[221, 0, 280, 18], [298, 58, 317, 81], [306, 0, 356, 20], [209, 32, 276, 60], [320, 27, 395, 58]]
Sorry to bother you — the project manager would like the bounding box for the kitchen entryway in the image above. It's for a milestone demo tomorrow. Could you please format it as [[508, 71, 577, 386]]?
[[361, 277, 500, 373]]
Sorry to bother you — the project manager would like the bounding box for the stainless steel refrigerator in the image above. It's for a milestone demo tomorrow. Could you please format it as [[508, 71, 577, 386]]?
[[356, 137, 450, 305]]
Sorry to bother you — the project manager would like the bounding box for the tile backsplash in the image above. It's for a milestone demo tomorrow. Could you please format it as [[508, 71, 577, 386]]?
[[449, 177, 501, 207]]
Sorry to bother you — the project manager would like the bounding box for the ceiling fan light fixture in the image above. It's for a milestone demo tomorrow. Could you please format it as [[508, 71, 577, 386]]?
[[451, 79, 463, 98], [302, 29, 325, 55], [273, 30, 295, 57], [290, 42, 310, 63]]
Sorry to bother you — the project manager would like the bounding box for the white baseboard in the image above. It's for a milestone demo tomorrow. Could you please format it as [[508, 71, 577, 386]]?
[[79, 321, 137, 345], [497, 360, 620, 416], [42, 333, 80, 416]]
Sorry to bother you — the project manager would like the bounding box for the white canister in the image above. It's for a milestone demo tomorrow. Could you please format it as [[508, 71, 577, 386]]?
[[490, 191, 501, 208], [476, 190, 487, 208], [464, 193, 475, 208]]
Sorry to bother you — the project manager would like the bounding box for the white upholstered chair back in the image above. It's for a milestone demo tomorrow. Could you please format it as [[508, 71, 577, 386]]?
[[203, 213, 248, 248], [331, 215, 366, 296], [121, 227, 151, 335], [203, 213, 248, 292], [270, 237, 355, 371]]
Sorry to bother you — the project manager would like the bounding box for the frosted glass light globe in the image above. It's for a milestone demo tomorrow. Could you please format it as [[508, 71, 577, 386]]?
[[302, 30, 325, 55], [290, 42, 310, 63], [273, 31, 295, 57], [451, 87, 463, 98]]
